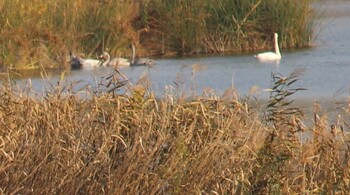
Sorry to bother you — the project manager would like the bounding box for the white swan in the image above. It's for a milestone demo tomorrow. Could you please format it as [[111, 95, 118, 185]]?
[[99, 52, 131, 67], [99, 44, 154, 68], [255, 33, 281, 61], [69, 51, 108, 69], [79, 58, 102, 67], [130, 44, 154, 66]]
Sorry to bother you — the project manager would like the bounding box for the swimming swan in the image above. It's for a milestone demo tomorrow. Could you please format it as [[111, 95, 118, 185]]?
[[255, 33, 281, 61], [99, 52, 130, 67], [99, 44, 154, 67], [130, 44, 154, 66], [69, 51, 108, 69]]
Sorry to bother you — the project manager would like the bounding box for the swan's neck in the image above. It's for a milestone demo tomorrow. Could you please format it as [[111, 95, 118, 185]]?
[[102, 53, 110, 66], [274, 35, 281, 56], [69, 51, 75, 59], [131, 44, 136, 64]]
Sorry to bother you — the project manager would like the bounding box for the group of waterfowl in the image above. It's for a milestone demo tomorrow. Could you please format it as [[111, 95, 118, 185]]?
[[69, 33, 281, 69], [69, 44, 154, 70]]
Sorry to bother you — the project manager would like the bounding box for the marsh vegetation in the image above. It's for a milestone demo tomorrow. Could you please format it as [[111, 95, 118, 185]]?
[[2, 1, 346, 194], [0, 0, 314, 70], [0, 70, 349, 194]]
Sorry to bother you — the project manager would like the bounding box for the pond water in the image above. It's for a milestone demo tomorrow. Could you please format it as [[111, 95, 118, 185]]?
[[9, 1, 350, 101]]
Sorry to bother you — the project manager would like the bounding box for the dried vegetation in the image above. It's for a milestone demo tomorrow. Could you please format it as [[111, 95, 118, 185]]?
[[0, 70, 349, 194]]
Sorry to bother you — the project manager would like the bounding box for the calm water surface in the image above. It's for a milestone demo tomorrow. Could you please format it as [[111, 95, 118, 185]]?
[[13, 1, 350, 100]]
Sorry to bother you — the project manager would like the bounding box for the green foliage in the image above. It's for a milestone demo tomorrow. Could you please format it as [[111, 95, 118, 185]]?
[[142, 0, 314, 54]]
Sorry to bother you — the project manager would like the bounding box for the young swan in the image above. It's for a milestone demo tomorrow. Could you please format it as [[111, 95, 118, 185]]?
[[130, 44, 154, 66], [255, 33, 281, 61]]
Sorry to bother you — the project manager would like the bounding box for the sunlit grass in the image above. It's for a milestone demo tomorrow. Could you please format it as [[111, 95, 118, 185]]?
[[0, 0, 135, 69], [0, 0, 315, 69], [0, 70, 349, 194]]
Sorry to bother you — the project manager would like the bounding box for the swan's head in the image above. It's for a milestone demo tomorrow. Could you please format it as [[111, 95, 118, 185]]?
[[274, 33, 278, 39], [99, 52, 109, 60]]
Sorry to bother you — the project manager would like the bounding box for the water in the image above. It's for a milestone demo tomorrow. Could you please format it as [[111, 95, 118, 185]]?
[[10, 1, 350, 100]]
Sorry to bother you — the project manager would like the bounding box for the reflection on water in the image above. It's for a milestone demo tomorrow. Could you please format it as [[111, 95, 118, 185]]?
[[6, 1, 350, 100]]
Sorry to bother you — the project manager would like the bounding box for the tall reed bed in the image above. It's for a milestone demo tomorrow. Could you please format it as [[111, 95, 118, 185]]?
[[0, 0, 135, 69], [0, 0, 314, 69], [0, 71, 349, 194], [141, 0, 314, 54]]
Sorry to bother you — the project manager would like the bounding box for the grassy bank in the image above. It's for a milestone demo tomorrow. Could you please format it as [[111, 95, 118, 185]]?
[[0, 71, 349, 194], [0, 0, 314, 70]]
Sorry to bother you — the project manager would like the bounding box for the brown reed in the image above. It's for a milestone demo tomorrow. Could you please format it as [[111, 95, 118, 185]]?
[[0, 70, 349, 194]]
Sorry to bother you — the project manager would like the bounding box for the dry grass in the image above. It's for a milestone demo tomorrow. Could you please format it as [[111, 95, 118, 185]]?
[[0, 71, 349, 194], [0, 0, 137, 70], [0, 0, 315, 69]]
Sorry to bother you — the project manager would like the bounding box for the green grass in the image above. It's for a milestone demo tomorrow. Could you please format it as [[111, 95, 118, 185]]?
[[141, 0, 314, 54]]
